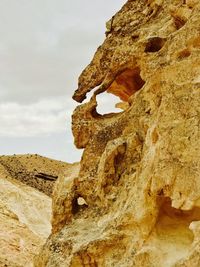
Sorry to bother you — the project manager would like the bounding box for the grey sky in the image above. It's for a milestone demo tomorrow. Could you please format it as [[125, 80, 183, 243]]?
[[0, 0, 125, 162]]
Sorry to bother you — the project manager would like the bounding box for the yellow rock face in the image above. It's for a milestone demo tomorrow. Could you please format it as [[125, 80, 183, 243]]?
[[36, 0, 200, 266], [0, 155, 75, 266], [0, 176, 51, 267]]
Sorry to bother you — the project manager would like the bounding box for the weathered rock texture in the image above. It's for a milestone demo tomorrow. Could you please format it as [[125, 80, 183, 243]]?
[[0, 173, 51, 267], [0, 155, 78, 267], [0, 154, 69, 196], [35, 0, 200, 266]]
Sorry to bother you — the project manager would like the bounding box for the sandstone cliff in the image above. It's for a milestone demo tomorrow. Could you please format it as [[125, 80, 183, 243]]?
[[0, 173, 51, 267], [0, 155, 78, 267], [35, 0, 200, 266]]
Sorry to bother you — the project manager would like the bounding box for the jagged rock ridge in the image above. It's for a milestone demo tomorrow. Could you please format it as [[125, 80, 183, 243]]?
[[35, 0, 200, 266]]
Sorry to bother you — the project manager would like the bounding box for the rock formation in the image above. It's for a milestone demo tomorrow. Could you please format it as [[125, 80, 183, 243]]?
[[0, 155, 78, 266], [0, 173, 51, 267], [35, 0, 200, 266], [0, 154, 70, 196]]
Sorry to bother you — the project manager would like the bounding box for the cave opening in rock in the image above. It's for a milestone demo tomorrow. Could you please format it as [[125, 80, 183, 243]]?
[[143, 197, 200, 266], [145, 37, 166, 53], [173, 16, 187, 30], [96, 93, 123, 115], [72, 196, 88, 215], [107, 67, 145, 101], [96, 67, 145, 115]]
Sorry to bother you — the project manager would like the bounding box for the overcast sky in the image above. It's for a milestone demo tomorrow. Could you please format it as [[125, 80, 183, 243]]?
[[0, 0, 125, 163]]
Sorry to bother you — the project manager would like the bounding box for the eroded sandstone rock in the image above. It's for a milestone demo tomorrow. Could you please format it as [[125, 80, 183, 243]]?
[[0, 154, 70, 196], [35, 0, 200, 266], [0, 155, 77, 266], [0, 175, 51, 267]]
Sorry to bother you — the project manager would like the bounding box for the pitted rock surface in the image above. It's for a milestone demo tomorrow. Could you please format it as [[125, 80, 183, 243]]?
[[35, 1, 200, 266]]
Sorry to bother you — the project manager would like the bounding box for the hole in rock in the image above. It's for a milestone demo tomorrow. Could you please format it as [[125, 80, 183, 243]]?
[[86, 67, 145, 116], [72, 197, 80, 215], [103, 143, 127, 194], [143, 197, 200, 266], [177, 48, 191, 59], [174, 17, 186, 29], [145, 37, 166, 53], [171, 13, 187, 30], [82, 90, 96, 104], [107, 67, 145, 102], [96, 93, 123, 115], [72, 196, 88, 215]]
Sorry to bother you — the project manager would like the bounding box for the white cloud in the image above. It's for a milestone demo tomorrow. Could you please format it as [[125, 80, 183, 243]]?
[[96, 93, 122, 114], [0, 0, 126, 161], [0, 97, 76, 137], [0, 0, 125, 104], [0, 93, 122, 138]]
